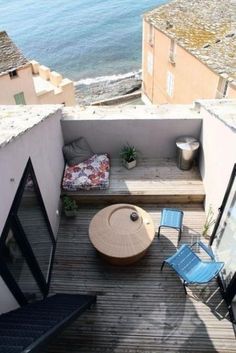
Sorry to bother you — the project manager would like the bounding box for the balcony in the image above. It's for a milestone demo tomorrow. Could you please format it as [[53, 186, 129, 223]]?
[[61, 104, 203, 204], [45, 204, 236, 353], [47, 101, 236, 352], [0, 100, 236, 352]]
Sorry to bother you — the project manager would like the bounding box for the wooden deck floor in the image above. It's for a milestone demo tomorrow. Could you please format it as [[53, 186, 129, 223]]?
[[64, 159, 205, 204], [46, 204, 236, 353]]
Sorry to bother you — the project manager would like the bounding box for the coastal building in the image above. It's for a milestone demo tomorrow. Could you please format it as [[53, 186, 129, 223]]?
[[142, 0, 236, 104], [0, 100, 236, 352], [0, 31, 76, 106]]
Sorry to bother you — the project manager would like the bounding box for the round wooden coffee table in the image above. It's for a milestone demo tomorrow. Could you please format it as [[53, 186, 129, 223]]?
[[89, 204, 155, 265]]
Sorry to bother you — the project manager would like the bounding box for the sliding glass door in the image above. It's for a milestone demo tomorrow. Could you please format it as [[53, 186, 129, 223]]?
[[0, 159, 56, 305], [210, 164, 236, 316]]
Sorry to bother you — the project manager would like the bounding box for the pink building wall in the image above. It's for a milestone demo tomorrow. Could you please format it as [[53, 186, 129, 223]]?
[[0, 65, 38, 104], [142, 20, 236, 104], [0, 64, 76, 106]]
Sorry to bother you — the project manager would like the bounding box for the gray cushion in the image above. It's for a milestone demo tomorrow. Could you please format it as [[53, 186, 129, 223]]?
[[63, 137, 94, 166]]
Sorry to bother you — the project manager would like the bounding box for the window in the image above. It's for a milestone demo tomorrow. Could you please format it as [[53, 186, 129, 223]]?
[[9, 69, 18, 79], [216, 77, 229, 99], [166, 71, 174, 97], [147, 52, 153, 75], [148, 24, 154, 46], [169, 39, 176, 64], [14, 92, 26, 105]]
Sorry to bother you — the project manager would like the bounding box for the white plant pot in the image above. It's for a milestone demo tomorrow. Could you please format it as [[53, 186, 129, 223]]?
[[123, 159, 137, 169]]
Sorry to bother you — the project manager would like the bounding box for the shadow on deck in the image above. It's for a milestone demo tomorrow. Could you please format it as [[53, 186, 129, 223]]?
[[46, 204, 235, 353]]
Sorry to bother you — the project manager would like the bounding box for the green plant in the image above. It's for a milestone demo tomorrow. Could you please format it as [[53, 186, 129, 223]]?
[[63, 196, 78, 212], [202, 205, 215, 238], [120, 143, 137, 162]]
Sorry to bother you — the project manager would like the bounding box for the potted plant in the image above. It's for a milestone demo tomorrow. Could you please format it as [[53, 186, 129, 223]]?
[[120, 143, 138, 169], [62, 195, 79, 217], [202, 205, 215, 239]]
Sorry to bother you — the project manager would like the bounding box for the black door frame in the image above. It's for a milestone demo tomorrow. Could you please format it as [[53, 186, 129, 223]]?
[[0, 158, 56, 305], [209, 164, 236, 312]]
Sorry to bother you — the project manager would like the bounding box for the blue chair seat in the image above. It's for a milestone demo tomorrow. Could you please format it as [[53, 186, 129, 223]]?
[[158, 208, 184, 242], [161, 242, 224, 294], [184, 261, 224, 284]]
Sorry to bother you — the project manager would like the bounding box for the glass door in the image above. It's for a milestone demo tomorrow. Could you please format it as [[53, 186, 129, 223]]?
[[0, 159, 56, 305], [210, 164, 236, 309], [0, 226, 43, 305], [16, 172, 54, 282]]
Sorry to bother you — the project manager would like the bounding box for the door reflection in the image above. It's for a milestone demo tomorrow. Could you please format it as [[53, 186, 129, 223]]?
[[213, 177, 236, 288], [0, 159, 56, 305], [1, 228, 42, 302], [17, 173, 54, 282]]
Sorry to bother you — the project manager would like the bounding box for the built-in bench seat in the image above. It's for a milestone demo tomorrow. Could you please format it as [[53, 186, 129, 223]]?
[[62, 158, 205, 204]]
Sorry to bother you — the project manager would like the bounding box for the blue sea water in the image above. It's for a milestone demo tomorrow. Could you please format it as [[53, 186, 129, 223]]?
[[0, 0, 165, 82]]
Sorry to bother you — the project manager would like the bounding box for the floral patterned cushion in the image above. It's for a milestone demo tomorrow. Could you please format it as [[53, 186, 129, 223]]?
[[62, 154, 110, 191]]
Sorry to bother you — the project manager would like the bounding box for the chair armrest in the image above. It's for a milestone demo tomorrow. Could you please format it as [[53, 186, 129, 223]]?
[[191, 241, 215, 260]]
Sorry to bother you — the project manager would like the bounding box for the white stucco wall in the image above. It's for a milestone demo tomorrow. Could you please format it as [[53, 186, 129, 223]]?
[[62, 105, 202, 158], [199, 100, 236, 215], [0, 105, 64, 313], [36, 80, 76, 106]]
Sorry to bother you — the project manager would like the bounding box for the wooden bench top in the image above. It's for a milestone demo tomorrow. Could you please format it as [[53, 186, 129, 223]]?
[[63, 158, 205, 204]]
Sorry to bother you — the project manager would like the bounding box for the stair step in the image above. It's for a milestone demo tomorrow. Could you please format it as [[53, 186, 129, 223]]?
[[0, 328, 44, 338], [0, 336, 34, 346], [0, 323, 49, 332], [0, 293, 96, 353], [2, 317, 57, 326], [0, 345, 24, 353]]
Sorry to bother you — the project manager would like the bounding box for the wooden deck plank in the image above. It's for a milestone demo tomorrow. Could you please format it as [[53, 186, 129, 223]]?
[[45, 204, 236, 353], [63, 159, 205, 204]]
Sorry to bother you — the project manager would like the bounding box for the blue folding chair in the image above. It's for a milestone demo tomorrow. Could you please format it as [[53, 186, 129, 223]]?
[[157, 208, 184, 242], [161, 241, 224, 294]]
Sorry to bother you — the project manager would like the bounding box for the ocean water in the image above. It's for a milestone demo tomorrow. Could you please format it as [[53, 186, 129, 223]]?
[[0, 0, 166, 83]]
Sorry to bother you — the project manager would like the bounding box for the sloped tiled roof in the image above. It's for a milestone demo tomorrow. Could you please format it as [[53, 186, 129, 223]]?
[[0, 31, 28, 75], [144, 0, 236, 84]]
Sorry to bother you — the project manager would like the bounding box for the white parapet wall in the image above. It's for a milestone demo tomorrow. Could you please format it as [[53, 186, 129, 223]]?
[[38, 65, 51, 80], [198, 99, 236, 216], [62, 101, 236, 215], [30, 60, 76, 106], [61, 105, 203, 159]]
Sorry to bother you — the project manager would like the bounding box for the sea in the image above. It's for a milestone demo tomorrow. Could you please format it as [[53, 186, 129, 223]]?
[[0, 0, 166, 103]]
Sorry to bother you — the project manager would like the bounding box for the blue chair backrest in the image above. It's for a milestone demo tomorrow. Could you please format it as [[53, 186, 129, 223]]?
[[167, 245, 201, 281]]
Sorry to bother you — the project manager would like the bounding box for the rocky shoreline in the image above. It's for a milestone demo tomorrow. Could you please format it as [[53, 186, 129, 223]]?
[[75, 72, 142, 105]]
